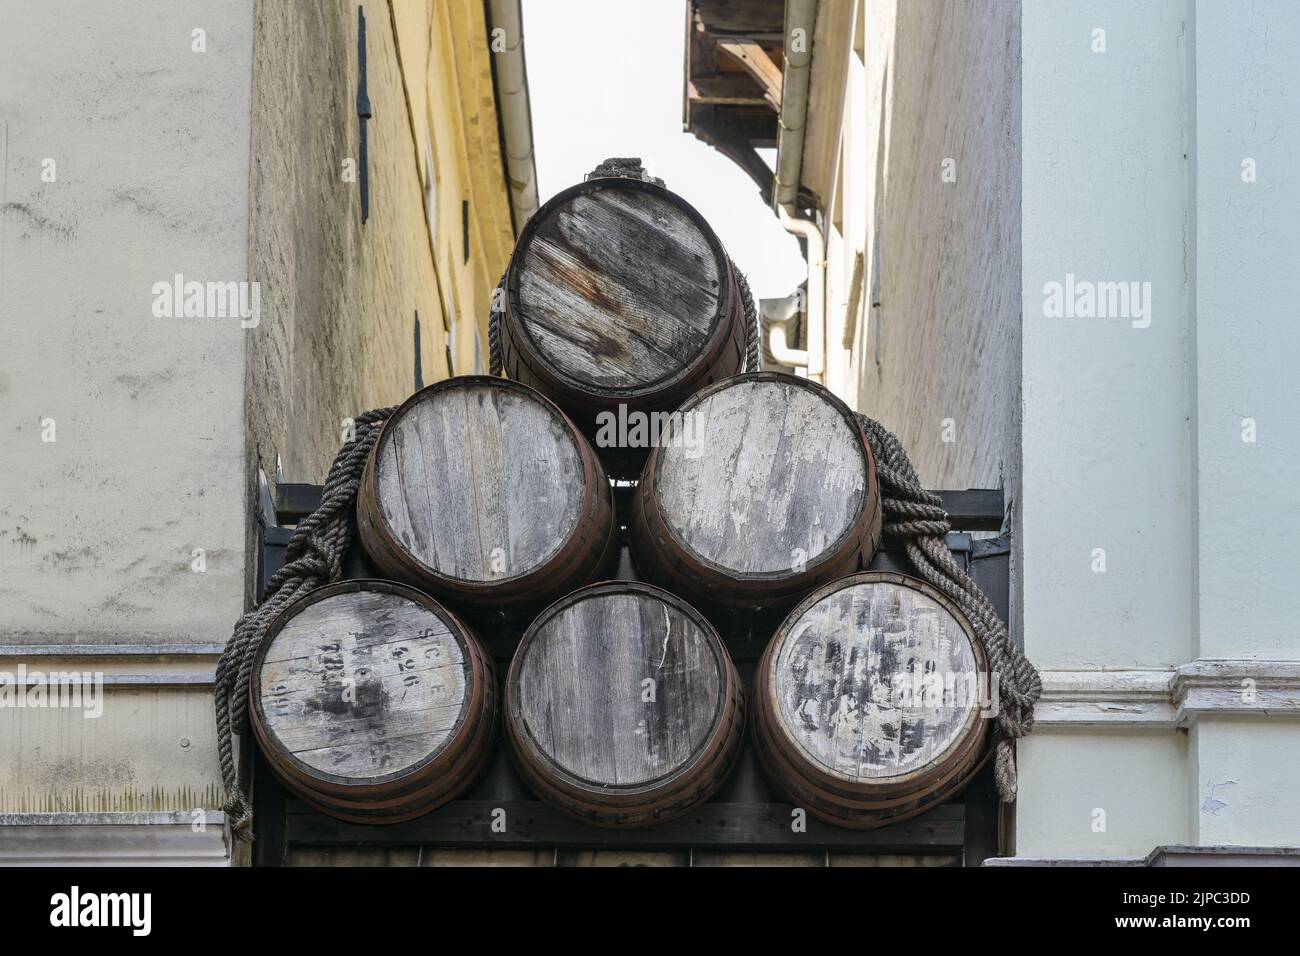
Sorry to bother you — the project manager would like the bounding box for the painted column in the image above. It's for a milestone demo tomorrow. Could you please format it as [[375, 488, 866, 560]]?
[[1019, 0, 1300, 859], [1187, 0, 1300, 847]]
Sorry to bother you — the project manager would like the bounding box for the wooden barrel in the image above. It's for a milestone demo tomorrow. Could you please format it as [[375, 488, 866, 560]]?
[[630, 372, 882, 612], [752, 572, 991, 829], [356, 376, 618, 609], [499, 176, 747, 472], [249, 580, 496, 825], [505, 581, 744, 827]]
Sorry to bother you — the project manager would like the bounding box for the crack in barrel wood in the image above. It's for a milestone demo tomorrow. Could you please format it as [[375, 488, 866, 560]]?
[[505, 582, 745, 827]]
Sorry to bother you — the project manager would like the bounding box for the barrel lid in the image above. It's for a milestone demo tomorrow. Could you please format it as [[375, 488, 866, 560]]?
[[648, 373, 871, 578], [504, 177, 731, 397], [251, 579, 476, 788], [764, 571, 989, 787], [507, 581, 732, 793], [365, 376, 588, 586]]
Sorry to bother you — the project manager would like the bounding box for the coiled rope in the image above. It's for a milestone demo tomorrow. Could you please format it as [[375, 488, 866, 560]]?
[[857, 414, 1041, 802], [213, 406, 395, 841]]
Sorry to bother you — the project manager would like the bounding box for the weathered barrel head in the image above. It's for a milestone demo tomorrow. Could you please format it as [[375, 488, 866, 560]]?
[[505, 581, 744, 827], [630, 372, 882, 612], [250, 580, 496, 824], [500, 177, 747, 460], [357, 376, 617, 608], [752, 572, 990, 828]]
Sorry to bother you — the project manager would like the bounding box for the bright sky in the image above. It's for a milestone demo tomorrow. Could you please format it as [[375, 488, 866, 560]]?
[[521, 0, 806, 301]]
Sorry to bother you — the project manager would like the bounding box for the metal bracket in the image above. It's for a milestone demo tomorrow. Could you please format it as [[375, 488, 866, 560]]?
[[255, 468, 294, 602], [356, 5, 372, 224]]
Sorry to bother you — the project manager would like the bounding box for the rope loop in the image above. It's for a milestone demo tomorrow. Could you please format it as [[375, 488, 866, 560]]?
[[213, 404, 397, 842], [858, 412, 1041, 803]]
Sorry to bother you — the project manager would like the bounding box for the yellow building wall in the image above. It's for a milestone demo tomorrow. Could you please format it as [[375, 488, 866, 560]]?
[[392, 0, 517, 377], [247, 0, 518, 491]]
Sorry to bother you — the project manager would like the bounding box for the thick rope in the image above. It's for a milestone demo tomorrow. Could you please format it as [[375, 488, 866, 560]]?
[[731, 263, 762, 372], [857, 414, 1041, 802], [214, 406, 396, 840], [489, 276, 504, 377], [585, 156, 664, 185]]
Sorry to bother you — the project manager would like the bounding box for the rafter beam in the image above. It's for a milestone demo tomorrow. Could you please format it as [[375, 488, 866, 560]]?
[[717, 40, 782, 110]]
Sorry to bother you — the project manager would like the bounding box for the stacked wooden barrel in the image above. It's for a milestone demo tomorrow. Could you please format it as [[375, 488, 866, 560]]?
[[505, 582, 744, 827], [498, 175, 748, 476], [249, 581, 496, 824], [751, 573, 991, 828], [247, 164, 997, 835], [356, 376, 617, 611], [630, 373, 882, 614]]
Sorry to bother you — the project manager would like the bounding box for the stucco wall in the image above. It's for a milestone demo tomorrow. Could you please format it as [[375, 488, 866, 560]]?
[[0, 0, 252, 645], [1020, 0, 1194, 858], [1192, 0, 1300, 662], [1019, 0, 1300, 857], [245, 0, 517, 496], [1185, 0, 1300, 848], [850, 0, 1021, 503], [0, 0, 255, 812], [423, 0, 518, 375], [246, 0, 444, 493]]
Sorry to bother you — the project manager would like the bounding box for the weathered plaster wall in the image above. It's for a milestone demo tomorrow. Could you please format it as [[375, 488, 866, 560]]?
[[1185, 0, 1300, 847], [1017, 730, 1191, 857], [1190, 721, 1300, 846], [0, 0, 252, 645], [1192, 0, 1300, 663], [246, 0, 444, 491], [1023, 0, 1193, 675], [0, 0, 255, 813], [1020, 0, 1193, 858], [423, 0, 518, 375], [850, 0, 1021, 503], [245, 0, 518, 497]]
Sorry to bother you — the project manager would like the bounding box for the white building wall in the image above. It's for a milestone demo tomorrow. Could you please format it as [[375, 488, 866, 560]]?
[[0, 0, 254, 832], [1020, 0, 1300, 858], [1186, 0, 1300, 849], [849, 0, 1021, 505]]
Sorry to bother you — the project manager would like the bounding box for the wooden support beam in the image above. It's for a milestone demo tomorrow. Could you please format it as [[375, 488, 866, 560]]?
[[285, 799, 966, 851], [687, 75, 770, 107], [717, 40, 783, 110]]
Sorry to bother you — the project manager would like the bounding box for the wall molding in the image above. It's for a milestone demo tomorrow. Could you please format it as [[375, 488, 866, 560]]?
[[0, 643, 221, 688], [985, 845, 1300, 867], [1035, 659, 1300, 728], [0, 812, 229, 865]]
